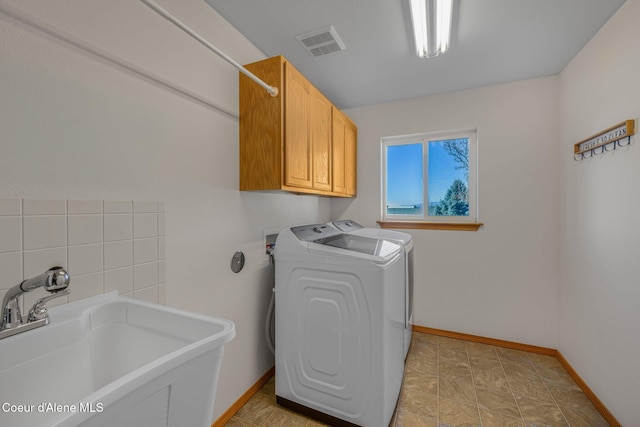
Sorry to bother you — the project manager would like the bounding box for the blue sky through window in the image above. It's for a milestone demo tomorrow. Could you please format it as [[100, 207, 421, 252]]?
[[387, 143, 422, 206], [387, 139, 469, 211]]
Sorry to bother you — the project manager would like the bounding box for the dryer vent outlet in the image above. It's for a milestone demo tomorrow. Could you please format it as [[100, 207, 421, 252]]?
[[296, 26, 346, 57]]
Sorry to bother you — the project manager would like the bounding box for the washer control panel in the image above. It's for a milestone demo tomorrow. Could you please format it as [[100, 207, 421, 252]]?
[[332, 219, 363, 232], [291, 224, 340, 242]]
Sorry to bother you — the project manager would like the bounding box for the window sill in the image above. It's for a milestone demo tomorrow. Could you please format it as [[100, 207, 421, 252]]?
[[377, 221, 484, 231]]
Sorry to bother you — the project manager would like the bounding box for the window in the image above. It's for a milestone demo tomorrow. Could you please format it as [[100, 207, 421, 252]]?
[[381, 130, 478, 227]]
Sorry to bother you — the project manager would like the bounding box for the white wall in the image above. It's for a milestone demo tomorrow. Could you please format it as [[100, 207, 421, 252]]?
[[0, 0, 330, 421], [333, 76, 561, 348], [559, 0, 640, 424]]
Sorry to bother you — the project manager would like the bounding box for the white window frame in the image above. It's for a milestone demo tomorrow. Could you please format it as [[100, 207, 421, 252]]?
[[381, 129, 478, 223]]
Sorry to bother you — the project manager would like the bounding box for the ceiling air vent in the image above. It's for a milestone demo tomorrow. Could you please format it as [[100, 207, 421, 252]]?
[[296, 26, 346, 57]]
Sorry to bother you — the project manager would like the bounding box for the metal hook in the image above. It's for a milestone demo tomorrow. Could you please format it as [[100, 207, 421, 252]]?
[[574, 153, 583, 161], [618, 136, 631, 147], [592, 146, 604, 156], [583, 149, 592, 159], [604, 141, 616, 152]]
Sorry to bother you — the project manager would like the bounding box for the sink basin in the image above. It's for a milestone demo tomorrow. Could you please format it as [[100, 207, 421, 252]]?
[[0, 293, 235, 427]]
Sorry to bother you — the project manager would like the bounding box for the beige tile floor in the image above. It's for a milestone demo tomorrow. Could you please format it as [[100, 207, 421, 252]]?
[[225, 332, 610, 427]]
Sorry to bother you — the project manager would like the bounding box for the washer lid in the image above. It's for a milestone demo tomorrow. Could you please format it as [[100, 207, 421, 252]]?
[[350, 228, 413, 246], [308, 234, 402, 263], [287, 223, 401, 262], [315, 234, 396, 257]]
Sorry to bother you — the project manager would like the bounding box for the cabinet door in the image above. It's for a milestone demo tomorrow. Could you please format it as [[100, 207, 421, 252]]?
[[332, 108, 357, 196], [332, 107, 358, 196], [344, 119, 357, 196], [311, 88, 332, 191], [332, 109, 348, 194], [284, 63, 312, 189]]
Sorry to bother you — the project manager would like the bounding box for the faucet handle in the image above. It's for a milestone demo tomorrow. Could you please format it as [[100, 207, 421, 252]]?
[[2, 298, 22, 329], [44, 267, 70, 292], [27, 290, 70, 322]]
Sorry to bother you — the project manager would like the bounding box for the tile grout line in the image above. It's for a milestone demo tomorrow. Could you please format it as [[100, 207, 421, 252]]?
[[530, 359, 573, 427], [261, 409, 277, 427], [232, 415, 261, 427], [464, 341, 484, 427], [496, 349, 527, 426]]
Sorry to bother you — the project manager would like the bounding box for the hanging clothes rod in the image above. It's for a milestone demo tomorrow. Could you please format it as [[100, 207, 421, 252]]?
[[0, 0, 238, 120], [139, 0, 279, 98]]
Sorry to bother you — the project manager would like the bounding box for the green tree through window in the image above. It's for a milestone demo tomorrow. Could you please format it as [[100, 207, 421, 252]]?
[[431, 179, 469, 216], [430, 138, 469, 216]]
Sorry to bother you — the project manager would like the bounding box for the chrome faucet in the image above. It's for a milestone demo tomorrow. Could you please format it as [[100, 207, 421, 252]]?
[[0, 267, 70, 339]]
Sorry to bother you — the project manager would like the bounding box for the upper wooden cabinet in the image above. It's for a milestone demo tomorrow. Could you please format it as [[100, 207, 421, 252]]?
[[239, 55, 356, 197]]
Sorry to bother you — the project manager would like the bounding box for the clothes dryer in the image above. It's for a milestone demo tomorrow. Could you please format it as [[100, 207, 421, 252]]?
[[275, 224, 405, 427], [332, 220, 414, 358]]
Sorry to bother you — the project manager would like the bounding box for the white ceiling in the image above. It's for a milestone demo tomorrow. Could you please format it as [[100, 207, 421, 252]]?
[[204, 0, 625, 109]]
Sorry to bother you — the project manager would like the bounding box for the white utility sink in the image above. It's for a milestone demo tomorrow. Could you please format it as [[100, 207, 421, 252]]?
[[0, 293, 235, 427]]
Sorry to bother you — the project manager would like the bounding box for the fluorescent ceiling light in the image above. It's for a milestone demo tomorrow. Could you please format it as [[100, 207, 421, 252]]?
[[409, 0, 453, 58]]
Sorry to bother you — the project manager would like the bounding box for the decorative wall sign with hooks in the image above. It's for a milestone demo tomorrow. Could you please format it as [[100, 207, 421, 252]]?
[[574, 120, 635, 161]]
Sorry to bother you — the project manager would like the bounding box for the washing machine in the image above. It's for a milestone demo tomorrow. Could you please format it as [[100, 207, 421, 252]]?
[[275, 223, 406, 427], [332, 220, 414, 359]]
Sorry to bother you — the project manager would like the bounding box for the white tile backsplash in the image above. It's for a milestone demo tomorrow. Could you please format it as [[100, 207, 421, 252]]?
[[0, 252, 22, 291], [69, 243, 103, 275], [104, 240, 133, 270], [68, 200, 102, 215], [103, 200, 132, 214], [23, 247, 67, 277], [68, 272, 104, 302], [0, 216, 22, 253], [134, 238, 158, 265], [68, 215, 103, 245], [23, 216, 66, 250], [0, 198, 165, 310], [158, 236, 166, 260], [134, 201, 157, 213], [158, 259, 166, 283], [133, 285, 159, 304], [104, 266, 134, 294], [133, 213, 157, 238], [158, 213, 165, 236], [134, 262, 158, 289], [23, 199, 66, 215], [104, 214, 133, 242], [158, 283, 167, 305]]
